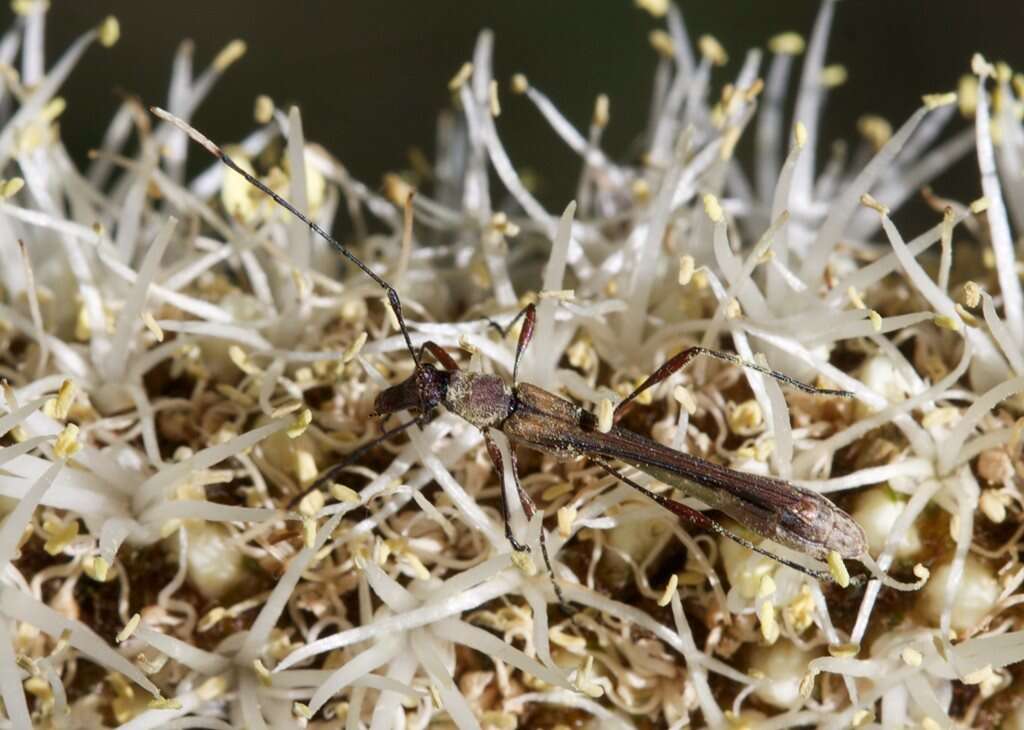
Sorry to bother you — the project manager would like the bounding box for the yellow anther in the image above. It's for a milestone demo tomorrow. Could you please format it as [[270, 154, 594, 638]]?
[[213, 40, 247, 72], [698, 34, 728, 65], [769, 32, 805, 55], [287, 409, 313, 439], [447, 62, 473, 92], [703, 194, 724, 223], [54, 424, 81, 459], [657, 574, 679, 607], [649, 30, 675, 59], [98, 16, 120, 47], [922, 92, 957, 110], [827, 550, 850, 588], [254, 95, 274, 124], [116, 614, 141, 644]]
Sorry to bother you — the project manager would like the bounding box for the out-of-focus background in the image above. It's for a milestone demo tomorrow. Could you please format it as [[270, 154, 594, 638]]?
[[12, 1, 1024, 214]]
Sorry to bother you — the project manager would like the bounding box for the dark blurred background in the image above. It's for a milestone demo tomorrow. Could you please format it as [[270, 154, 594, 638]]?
[[12, 1, 1024, 214]]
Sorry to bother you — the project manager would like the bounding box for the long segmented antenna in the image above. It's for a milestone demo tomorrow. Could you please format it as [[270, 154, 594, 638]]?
[[149, 106, 421, 369]]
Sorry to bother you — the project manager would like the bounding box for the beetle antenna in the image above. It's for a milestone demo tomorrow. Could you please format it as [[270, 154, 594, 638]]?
[[149, 106, 421, 369]]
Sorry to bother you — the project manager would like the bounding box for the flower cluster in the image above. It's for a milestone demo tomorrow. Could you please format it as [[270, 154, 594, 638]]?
[[1, 0, 1023, 728]]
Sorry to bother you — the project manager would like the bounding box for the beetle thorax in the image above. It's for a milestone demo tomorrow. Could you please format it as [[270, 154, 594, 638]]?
[[444, 371, 513, 429]]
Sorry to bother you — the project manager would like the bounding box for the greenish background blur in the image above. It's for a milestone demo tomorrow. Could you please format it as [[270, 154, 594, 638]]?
[[15, 1, 1024, 213]]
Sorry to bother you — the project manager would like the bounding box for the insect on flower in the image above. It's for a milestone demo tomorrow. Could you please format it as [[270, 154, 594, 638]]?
[[153, 106, 874, 609]]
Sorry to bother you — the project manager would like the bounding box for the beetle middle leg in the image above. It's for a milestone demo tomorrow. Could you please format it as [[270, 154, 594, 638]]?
[[484, 430, 575, 614]]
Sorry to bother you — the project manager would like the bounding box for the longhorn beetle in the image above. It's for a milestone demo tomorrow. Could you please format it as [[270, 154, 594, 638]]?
[[152, 107, 868, 608]]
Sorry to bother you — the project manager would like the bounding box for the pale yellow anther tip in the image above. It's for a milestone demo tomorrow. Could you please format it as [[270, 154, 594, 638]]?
[[593, 93, 610, 129], [631, 178, 651, 203], [197, 607, 226, 632], [962, 281, 981, 308], [488, 79, 501, 117], [1, 177, 24, 198], [287, 408, 313, 439], [538, 288, 575, 302], [901, 647, 923, 667], [254, 95, 275, 124], [673, 385, 697, 416], [342, 332, 368, 364], [596, 399, 613, 434], [657, 574, 679, 607], [571, 655, 605, 698], [11, 0, 44, 17], [448, 62, 473, 92], [821, 64, 847, 88], [758, 600, 779, 643], [971, 53, 996, 78], [329, 482, 360, 503], [827, 550, 850, 587], [962, 664, 995, 686], [852, 709, 874, 728], [922, 92, 957, 110], [698, 35, 728, 66], [702, 194, 724, 223], [557, 505, 577, 539], [302, 517, 317, 549], [858, 115, 892, 149], [744, 78, 765, 102], [54, 423, 81, 459], [634, 0, 669, 17], [827, 642, 860, 658], [769, 32, 805, 55], [793, 121, 808, 149], [87, 556, 110, 582], [141, 311, 164, 342], [297, 489, 325, 518], [252, 659, 272, 686], [98, 16, 120, 47], [382, 173, 415, 208], [41, 97, 66, 124], [510, 549, 537, 576], [859, 193, 890, 217], [510, 73, 529, 94], [799, 670, 817, 698], [214, 40, 247, 72], [116, 613, 141, 644], [148, 696, 182, 711], [933, 314, 961, 332], [53, 379, 75, 420], [678, 255, 695, 286], [649, 30, 675, 59]]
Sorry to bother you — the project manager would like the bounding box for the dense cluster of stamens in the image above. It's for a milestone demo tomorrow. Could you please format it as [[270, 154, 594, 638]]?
[[1, 1, 1023, 728]]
